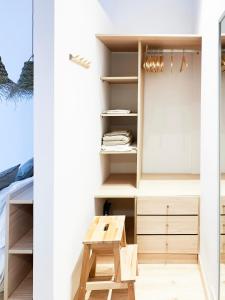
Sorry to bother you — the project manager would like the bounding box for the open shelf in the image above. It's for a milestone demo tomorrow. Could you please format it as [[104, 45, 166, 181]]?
[[8, 270, 32, 300], [138, 173, 200, 196], [100, 149, 137, 155], [9, 229, 33, 255], [95, 174, 137, 198], [101, 113, 138, 117], [101, 76, 138, 84]]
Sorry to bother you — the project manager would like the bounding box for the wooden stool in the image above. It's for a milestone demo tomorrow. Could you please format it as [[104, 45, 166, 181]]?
[[77, 216, 137, 300]]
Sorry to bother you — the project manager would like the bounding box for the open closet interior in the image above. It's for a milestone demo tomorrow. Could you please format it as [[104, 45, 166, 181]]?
[[95, 35, 202, 264]]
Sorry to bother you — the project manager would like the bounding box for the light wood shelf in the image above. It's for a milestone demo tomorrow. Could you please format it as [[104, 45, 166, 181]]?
[[8, 271, 32, 300], [95, 174, 137, 198], [101, 76, 138, 84], [9, 229, 33, 255], [96, 34, 202, 51], [100, 149, 137, 155], [101, 113, 138, 117]]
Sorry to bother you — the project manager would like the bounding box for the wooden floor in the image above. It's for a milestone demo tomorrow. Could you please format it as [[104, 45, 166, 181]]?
[[89, 263, 206, 300], [221, 263, 225, 299]]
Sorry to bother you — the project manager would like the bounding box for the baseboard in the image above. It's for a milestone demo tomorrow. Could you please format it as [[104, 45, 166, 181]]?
[[138, 253, 198, 264], [71, 250, 83, 300], [198, 255, 213, 300]]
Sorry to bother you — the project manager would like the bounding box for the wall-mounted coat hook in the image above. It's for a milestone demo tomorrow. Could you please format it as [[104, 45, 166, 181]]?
[[69, 54, 91, 69]]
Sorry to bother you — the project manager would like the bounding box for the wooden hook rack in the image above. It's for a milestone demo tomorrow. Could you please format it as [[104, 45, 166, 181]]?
[[69, 54, 91, 69]]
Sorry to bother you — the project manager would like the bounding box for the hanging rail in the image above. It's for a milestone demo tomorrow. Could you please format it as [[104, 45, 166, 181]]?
[[145, 48, 200, 55]]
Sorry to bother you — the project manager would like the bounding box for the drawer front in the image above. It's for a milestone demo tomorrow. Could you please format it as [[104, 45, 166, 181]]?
[[221, 235, 225, 253], [137, 235, 198, 254], [137, 216, 198, 234], [221, 216, 225, 234], [221, 197, 225, 215], [137, 197, 199, 215]]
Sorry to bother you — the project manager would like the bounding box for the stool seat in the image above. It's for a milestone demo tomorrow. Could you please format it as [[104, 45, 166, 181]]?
[[83, 216, 125, 244], [77, 215, 137, 300]]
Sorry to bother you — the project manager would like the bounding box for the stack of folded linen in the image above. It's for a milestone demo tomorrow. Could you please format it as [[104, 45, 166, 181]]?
[[101, 130, 136, 152]]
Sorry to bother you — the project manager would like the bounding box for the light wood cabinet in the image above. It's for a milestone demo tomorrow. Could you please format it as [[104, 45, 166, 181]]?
[[136, 196, 199, 256], [4, 182, 33, 300], [96, 35, 202, 263], [137, 196, 199, 215], [137, 235, 198, 254], [137, 215, 198, 235]]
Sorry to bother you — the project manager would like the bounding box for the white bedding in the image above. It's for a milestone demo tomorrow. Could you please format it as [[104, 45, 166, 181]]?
[[0, 177, 33, 292]]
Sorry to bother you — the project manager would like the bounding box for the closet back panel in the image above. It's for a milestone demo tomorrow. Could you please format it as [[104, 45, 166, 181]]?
[[110, 52, 138, 76], [143, 53, 201, 174], [221, 71, 225, 172]]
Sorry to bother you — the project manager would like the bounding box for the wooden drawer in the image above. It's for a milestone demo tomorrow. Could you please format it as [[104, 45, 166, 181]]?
[[221, 197, 225, 215], [221, 235, 225, 253], [221, 216, 225, 234], [137, 235, 198, 254], [137, 196, 199, 215], [137, 216, 198, 234]]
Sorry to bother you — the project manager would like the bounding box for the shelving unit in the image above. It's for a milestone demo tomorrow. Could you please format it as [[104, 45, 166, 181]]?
[[4, 182, 33, 300], [96, 34, 202, 263]]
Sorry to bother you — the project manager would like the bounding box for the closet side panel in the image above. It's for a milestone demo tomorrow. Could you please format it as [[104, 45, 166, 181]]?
[[137, 42, 145, 184], [142, 53, 201, 174], [221, 71, 225, 172]]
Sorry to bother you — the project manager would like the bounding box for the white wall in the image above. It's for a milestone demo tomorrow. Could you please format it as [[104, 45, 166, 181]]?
[[198, 1, 225, 299], [34, 0, 54, 299], [54, 1, 110, 299], [0, 0, 33, 171], [99, 0, 200, 34]]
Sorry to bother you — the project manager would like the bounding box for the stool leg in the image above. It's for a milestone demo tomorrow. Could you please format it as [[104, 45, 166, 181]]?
[[89, 252, 96, 278], [121, 226, 127, 247], [128, 282, 135, 300], [113, 245, 121, 282], [77, 244, 91, 300]]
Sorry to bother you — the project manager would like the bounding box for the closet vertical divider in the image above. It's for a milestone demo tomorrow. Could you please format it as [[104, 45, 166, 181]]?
[[137, 41, 145, 187]]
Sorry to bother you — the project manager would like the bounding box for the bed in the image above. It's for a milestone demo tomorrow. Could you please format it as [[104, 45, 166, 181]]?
[[0, 177, 33, 293]]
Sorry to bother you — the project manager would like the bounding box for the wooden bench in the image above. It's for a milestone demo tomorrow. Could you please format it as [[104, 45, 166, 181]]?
[[77, 216, 138, 300]]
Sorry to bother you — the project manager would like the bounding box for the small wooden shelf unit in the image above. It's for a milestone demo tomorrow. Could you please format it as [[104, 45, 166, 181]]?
[[4, 182, 33, 300]]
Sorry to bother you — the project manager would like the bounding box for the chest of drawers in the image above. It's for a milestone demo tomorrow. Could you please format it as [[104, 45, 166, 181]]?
[[136, 196, 199, 255]]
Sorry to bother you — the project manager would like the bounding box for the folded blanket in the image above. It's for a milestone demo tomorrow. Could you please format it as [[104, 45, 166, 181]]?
[[101, 143, 137, 152], [103, 109, 131, 114], [103, 134, 132, 142], [103, 139, 132, 146], [104, 130, 131, 137]]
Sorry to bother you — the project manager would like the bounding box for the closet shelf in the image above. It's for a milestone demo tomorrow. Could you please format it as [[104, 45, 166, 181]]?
[[101, 76, 138, 84], [138, 174, 200, 197], [101, 113, 138, 117], [8, 270, 32, 300], [95, 173, 137, 198], [9, 229, 33, 255], [100, 149, 137, 155]]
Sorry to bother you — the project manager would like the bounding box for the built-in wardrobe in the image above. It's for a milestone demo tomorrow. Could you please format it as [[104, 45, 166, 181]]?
[[95, 35, 201, 263]]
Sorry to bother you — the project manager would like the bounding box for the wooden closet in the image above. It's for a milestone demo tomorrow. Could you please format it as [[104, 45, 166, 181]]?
[[95, 35, 201, 263]]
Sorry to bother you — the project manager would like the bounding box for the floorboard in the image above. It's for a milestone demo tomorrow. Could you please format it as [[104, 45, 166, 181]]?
[[89, 263, 206, 300]]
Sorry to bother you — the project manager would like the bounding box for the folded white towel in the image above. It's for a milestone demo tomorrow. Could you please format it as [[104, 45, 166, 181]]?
[[103, 135, 132, 142], [101, 143, 137, 152], [104, 130, 131, 137], [103, 109, 131, 114]]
